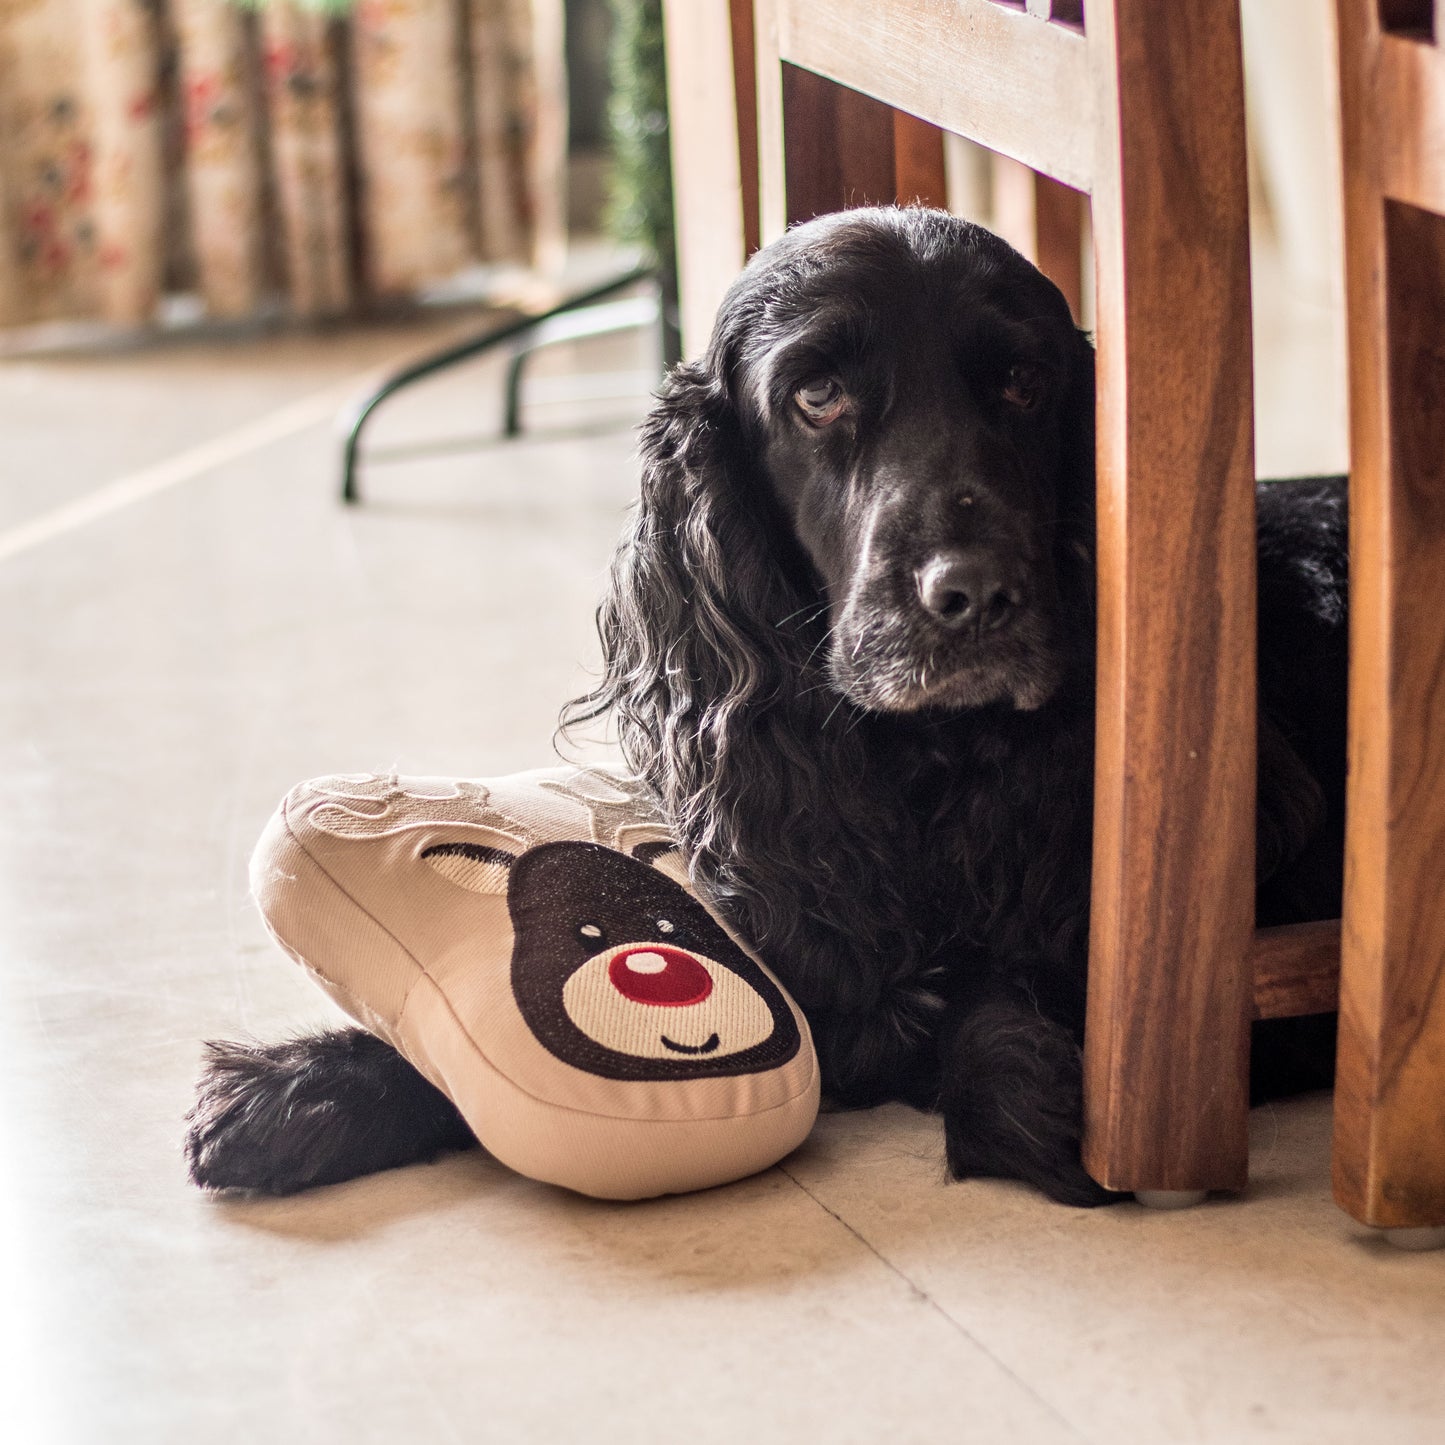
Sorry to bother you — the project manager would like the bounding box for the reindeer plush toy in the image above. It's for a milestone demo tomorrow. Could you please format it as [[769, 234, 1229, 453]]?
[[247, 767, 820, 1199]]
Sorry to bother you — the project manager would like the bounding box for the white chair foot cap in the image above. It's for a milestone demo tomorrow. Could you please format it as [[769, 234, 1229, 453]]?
[[1134, 1189, 1209, 1211], [1382, 1226, 1445, 1252]]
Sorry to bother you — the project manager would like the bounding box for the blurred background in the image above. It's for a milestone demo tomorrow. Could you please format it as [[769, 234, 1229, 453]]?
[[0, 0, 580, 336], [0, 0, 1346, 470]]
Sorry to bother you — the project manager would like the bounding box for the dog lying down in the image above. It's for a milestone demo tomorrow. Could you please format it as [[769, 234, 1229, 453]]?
[[187, 207, 1347, 1206]]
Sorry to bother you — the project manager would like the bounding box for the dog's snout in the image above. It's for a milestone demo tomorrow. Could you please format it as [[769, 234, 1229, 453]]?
[[916, 551, 1024, 633]]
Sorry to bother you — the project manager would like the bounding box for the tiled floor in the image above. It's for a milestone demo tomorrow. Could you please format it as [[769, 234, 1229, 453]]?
[[3, 274, 1440, 1445]]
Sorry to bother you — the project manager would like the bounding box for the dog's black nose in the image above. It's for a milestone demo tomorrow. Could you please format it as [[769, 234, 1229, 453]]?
[[916, 551, 1023, 632]]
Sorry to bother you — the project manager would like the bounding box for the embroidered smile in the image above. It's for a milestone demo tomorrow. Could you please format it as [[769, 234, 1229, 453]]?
[[660, 1033, 721, 1055]]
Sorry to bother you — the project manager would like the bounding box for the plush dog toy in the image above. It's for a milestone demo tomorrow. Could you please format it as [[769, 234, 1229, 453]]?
[[249, 766, 820, 1199]]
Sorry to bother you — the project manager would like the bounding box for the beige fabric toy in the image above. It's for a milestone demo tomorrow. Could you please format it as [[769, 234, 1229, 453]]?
[[250, 766, 820, 1199]]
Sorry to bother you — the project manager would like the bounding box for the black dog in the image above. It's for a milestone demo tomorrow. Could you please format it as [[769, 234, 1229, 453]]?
[[188, 208, 1348, 1205]]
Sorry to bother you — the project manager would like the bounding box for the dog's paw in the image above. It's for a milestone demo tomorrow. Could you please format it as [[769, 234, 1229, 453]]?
[[939, 997, 1126, 1208], [945, 1120, 1121, 1208], [185, 1035, 346, 1195], [184, 1029, 474, 1196]]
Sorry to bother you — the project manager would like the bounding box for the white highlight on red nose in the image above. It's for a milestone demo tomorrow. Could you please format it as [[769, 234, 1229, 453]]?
[[561, 942, 776, 1061]]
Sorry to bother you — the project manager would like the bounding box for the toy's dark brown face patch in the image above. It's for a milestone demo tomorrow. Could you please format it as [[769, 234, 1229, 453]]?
[[506, 842, 800, 1080]]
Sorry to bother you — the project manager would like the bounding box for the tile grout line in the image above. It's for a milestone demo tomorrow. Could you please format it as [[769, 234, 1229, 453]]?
[[0, 373, 379, 566], [776, 1164, 1094, 1445]]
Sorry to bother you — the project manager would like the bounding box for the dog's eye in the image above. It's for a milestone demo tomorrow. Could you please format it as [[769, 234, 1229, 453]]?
[[794, 378, 849, 426], [1002, 363, 1045, 411]]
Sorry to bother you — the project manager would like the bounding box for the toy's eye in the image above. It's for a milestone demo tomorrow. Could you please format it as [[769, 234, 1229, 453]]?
[[1002, 362, 1046, 411], [577, 922, 605, 947], [794, 378, 849, 426], [656, 919, 675, 935]]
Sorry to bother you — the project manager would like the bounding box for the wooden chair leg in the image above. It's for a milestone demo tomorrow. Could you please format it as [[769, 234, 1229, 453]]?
[[991, 155, 1085, 321], [662, 0, 762, 357], [771, 67, 945, 226], [729, 0, 761, 258], [776, 65, 896, 222], [892, 112, 948, 210], [756, 15, 944, 237], [1332, 191, 1445, 1236], [1032, 173, 1085, 323], [757, 0, 1259, 1199], [1081, 0, 1257, 1196]]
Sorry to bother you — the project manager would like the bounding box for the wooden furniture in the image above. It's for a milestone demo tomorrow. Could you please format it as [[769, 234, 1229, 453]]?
[[753, 0, 1299, 1206], [661, 0, 1087, 344], [988, 153, 1086, 322], [1331, 0, 1445, 1243], [661, 0, 761, 354], [665, 0, 1443, 1235], [661, 0, 952, 350]]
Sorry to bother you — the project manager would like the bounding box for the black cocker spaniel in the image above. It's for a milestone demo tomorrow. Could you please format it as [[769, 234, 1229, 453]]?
[[188, 208, 1348, 1205]]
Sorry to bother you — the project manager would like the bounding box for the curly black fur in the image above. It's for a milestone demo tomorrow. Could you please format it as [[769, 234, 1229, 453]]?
[[187, 209, 1348, 1205], [185, 1030, 475, 1196], [564, 208, 1349, 1204]]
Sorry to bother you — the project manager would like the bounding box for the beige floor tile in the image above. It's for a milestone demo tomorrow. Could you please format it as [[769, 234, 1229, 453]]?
[[1, 254, 1436, 1445], [0, 317, 487, 534], [788, 1100, 1445, 1445], [2, 322, 1076, 1445]]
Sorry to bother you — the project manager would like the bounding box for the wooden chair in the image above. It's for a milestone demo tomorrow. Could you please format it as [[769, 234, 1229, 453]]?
[[1331, 0, 1445, 1247], [661, 0, 762, 353], [666, 0, 1444, 1237], [752, 0, 1310, 1210], [661, 0, 1087, 335]]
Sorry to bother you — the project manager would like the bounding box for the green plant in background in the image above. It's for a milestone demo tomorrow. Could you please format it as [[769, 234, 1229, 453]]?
[[606, 0, 680, 362]]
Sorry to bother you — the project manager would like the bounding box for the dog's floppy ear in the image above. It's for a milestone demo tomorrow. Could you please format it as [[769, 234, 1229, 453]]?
[[568, 345, 812, 842], [563, 301, 921, 1070]]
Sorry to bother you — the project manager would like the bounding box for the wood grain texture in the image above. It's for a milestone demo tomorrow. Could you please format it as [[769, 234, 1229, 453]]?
[[1376, 33, 1445, 215], [730, 0, 762, 257], [1252, 921, 1342, 1020], [759, 0, 1260, 1193], [891, 112, 948, 210], [1333, 0, 1445, 1230], [1081, 0, 1257, 1193], [762, 63, 944, 230], [663, 0, 754, 356], [770, 0, 1093, 192], [991, 155, 1086, 320], [755, 0, 787, 242], [780, 64, 899, 222]]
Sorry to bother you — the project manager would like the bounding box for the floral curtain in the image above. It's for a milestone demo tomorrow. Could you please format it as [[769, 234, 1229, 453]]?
[[0, 0, 567, 331]]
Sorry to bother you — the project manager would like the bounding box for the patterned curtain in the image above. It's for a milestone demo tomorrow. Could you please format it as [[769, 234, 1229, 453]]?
[[174, 0, 264, 317], [0, 0, 567, 331]]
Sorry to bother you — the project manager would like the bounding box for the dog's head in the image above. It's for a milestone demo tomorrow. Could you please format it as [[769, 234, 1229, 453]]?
[[705, 208, 1095, 715]]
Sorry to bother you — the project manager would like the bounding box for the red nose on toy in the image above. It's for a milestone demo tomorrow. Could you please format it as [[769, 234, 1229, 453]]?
[[608, 946, 713, 1007]]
